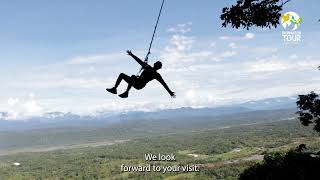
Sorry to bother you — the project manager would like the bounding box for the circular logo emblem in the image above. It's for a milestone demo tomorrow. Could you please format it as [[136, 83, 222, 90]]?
[[281, 12, 302, 31]]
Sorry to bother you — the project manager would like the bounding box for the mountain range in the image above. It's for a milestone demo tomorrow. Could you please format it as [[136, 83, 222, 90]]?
[[0, 96, 297, 131]]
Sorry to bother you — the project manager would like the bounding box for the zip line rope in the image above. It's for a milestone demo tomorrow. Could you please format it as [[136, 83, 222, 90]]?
[[137, 0, 165, 75]]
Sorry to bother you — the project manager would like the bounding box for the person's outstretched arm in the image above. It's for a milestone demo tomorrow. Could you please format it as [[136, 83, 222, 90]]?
[[127, 50, 147, 68], [156, 74, 176, 98]]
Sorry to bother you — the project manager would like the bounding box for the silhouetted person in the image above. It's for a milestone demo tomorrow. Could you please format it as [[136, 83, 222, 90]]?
[[106, 50, 176, 98]]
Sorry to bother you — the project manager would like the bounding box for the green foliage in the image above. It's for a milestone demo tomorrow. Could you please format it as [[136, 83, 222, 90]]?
[[0, 119, 318, 179], [297, 91, 320, 133], [221, 0, 291, 29], [239, 146, 320, 180]]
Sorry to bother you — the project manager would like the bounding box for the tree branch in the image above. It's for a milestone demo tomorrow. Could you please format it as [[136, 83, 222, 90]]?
[[282, 0, 292, 6]]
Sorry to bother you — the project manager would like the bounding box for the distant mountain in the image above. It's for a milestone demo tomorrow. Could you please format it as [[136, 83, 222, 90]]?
[[0, 106, 252, 131], [238, 97, 297, 110], [0, 96, 298, 131], [0, 112, 8, 120], [117, 106, 252, 121], [0, 112, 111, 131], [0, 108, 298, 150]]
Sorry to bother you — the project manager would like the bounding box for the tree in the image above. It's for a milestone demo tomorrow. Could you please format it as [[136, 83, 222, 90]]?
[[221, 0, 291, 29], [296, 65, 320, 133], [239, 146, 320, 180], [296, 92, 320, 133]]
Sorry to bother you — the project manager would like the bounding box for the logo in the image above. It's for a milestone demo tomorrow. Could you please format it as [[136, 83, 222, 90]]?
[[281, 11, 302, 43], [281, 12, 302, 30]]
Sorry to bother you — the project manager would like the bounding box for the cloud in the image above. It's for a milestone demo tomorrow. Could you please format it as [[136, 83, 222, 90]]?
[[8, 97, 19, 106], [170, 35, 194, 51], [244, 32, 255, 39], [5, 94, 45, 120], [250, 47, 278, 55], [167, 22, 192, 34], [22, 99, 44, 115], [229, 42, 237, 49], [220, 33, 255, 41], [68, 53, 125, 65], [162, 23, 236, 67], [160, 24, 320, 111], [220, 36, 231, 40], [246, 55, 320, 73], [6, 111, 18, 120], [248, 59, 287, 73], [220, 51, 237, 58], [55, 78, 109, 89], [290, 54, 298, 59], [185, 89, 196, 99], [8, 74, 112, 90], [29, 93, 35, 98], [210, 42, 216, 48], [185, 89, 200, 105]]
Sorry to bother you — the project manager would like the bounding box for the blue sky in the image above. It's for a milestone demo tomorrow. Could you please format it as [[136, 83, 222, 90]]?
[[1, 0, 320, 119]]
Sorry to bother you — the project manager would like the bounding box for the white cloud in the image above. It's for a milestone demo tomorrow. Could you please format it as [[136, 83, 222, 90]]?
[[220, 36, 231, 40], [160, 31, 197, 66], [229, 42, 237, 49], [23, 100, 44, 115], [186, 89, 196, 100], [210, 42, 216, 48], [219, 33, 255, 41], [170, 35, 194, 51], [290, 54, 298, 59], [244, 33, 255, 39], [68, 53, 125, 65], [248, 60, 287, 73], [4, 94, 45, 120], [8, 75, 112, 90], [56, 78, 109, 89], [162, 22, 237, 68], [167, 23, 192, 34], [220, 51, 237, 58], [29, 93, 35, 98], [247, 56, 320, 73], [6, 110, 19, 120], [8, 98, 19, 106], [250, 47, 278, 54]]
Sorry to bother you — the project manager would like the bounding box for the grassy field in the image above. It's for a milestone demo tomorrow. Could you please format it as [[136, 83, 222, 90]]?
[[0, 113, 319, 180]]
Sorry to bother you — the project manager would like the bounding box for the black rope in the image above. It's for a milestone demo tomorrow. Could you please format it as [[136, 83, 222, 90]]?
[[138, 0, 165, 74]]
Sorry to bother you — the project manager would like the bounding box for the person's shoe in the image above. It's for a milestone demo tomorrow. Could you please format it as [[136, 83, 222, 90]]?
[[119, 92, 129, 98], [106, 87, 117, 94]]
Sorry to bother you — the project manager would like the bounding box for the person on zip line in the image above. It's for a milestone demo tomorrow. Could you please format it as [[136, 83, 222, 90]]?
[[106, 50, 176, 98]]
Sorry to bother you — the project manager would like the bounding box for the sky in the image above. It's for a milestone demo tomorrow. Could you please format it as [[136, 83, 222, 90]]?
[[0, 0, 320, 119]]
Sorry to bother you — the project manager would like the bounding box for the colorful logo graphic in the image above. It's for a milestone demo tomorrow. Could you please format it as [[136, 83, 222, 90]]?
[[281, 12, 302, 31]]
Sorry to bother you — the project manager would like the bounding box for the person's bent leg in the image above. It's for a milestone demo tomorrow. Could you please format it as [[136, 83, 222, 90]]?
[[119, 84, 131, 98], [115, 73, 131, 88], [119, 75, 136, 98], [106, 73, 131, 94]]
